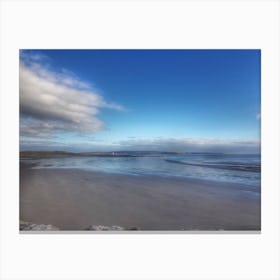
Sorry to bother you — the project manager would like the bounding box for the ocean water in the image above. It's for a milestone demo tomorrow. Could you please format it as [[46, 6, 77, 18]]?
[[23, 153, 261, 187]]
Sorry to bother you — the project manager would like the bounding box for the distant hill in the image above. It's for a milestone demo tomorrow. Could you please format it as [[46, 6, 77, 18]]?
[[20, 151, 77, 158]]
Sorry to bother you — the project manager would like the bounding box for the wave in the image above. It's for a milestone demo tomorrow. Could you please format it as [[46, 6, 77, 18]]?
[[165, 159, 261, 172]]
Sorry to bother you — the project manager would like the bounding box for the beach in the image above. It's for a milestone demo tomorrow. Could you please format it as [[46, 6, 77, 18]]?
[[20, 162, 261, 231]]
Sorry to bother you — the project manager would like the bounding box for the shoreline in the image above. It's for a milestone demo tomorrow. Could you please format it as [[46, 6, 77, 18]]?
[[20, 164, 261, 231], [20, 160, 261, 190]]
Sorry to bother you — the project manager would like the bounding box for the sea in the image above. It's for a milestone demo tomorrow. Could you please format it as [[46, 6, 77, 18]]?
[[22, 153, 261, 187]]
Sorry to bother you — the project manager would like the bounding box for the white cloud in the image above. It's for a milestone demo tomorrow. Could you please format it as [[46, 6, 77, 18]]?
[[20, 135, 260, 153], [116, 137, 260, 153], [256, 113, 261, 120], [20, 53, 123, 137]]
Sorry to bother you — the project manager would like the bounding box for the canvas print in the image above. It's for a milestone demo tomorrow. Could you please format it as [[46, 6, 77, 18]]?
[[20, 50, 261, 231]]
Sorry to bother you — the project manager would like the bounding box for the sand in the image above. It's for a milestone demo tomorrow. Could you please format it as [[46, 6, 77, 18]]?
[[20, 163, 261, 231]]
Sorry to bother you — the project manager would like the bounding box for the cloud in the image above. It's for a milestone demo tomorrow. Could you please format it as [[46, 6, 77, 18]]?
[[115, 137, 260, 153], [256, 113, 261, 120], [20, 135, 260, 153], [20, 52, 123, 137]]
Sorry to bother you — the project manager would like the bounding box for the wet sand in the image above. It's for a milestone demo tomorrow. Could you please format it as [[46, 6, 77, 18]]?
[[20, 164, 261, 231]]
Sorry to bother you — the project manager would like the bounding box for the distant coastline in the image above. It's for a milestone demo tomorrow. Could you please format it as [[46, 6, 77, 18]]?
[[20, 150, 249, 159]]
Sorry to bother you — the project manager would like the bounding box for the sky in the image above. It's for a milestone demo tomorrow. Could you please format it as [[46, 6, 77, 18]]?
[[20, 49, 261, 153]]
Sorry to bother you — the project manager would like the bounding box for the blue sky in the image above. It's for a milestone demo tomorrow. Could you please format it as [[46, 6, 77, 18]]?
[[20, 50, 260, 153]]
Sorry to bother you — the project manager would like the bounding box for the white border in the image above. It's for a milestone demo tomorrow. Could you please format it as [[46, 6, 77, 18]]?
[[1, 0, 280, 279]]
